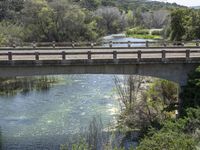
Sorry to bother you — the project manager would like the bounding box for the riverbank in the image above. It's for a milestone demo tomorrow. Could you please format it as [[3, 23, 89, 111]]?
[[126, 28, 163, 40]]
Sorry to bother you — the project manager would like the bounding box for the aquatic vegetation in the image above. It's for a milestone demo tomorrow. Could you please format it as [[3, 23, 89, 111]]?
[[0, 76, 57, 96]]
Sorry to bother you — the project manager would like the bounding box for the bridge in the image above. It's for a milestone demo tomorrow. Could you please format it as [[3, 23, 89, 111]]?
[[0, 41, 200, 86]]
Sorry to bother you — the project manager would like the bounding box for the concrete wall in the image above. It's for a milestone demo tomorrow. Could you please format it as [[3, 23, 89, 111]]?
[[0, 59, 199, 86]]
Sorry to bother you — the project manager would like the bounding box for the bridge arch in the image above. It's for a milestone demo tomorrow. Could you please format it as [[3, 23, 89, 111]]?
[[0, 60, 198, 86]]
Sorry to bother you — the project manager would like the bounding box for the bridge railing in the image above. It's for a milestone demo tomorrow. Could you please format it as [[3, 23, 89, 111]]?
[[1, 40, 200, 48], [0, 49, 200, 62]]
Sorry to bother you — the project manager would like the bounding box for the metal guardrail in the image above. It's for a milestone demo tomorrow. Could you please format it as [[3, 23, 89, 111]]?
[[0, 49, 199, 62], [1, 40, 200, 48]]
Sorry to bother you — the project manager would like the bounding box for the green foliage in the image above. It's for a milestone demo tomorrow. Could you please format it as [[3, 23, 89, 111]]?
[[137, 108, 200, 150], [170, 9, 186, 41], [169, 8, 200, 41], [60, 139, 90, 150], [137, 130, 196, 150], [126, 27, 149, 35], [0, 21, 25, 46], [126, 28, 162, 39], [151, 30, 162, 36], [0, 77, 57, 96], [181, 66, 200, 114]]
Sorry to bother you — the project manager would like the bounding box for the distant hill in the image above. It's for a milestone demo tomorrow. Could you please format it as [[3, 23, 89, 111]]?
[[100, 0, 185, 12], [192, 6, 200, 9]]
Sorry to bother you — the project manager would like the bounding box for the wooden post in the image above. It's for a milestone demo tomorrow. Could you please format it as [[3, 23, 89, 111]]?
[[12, 43, 16, 48], [91, 42, 94, 48], [35, 52, 39, 60], [8, 52, 12, 61], [113, 51, 117, 60], [137, 50, 142, 61], [163, 41, 167, 47], [32, 41, 36, 48], [72, 41, 75, 48], [62, 51, 66, 60], [128, 41, 131, 48], [186, 49, 190, 60], [52, 41, 56, 48], [146, 41, 149, 48], [88, 51, 91, 60], [196, 41, 200, 47], [162, 50, 166, 62], [109, 41, 113, 48]]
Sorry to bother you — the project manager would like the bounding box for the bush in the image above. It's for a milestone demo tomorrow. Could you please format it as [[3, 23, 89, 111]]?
[[181, 66, 200, 115], [0, 21, 25, 46], [126, 27, 149, 35], [137, 130, 196, 150], [151, 30, 163, 36], [137, 107, 200, 150]]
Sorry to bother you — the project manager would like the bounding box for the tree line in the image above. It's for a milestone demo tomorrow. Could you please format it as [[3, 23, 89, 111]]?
[[0, 0, 186, 45], [0, 0, 199, 44]]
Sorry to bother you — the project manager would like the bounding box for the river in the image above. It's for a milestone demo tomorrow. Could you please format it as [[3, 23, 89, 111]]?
[[0, 35, 147, 150]]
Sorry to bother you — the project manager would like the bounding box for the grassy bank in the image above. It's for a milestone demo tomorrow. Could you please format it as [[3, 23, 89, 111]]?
[[126, 28, 162, 39]]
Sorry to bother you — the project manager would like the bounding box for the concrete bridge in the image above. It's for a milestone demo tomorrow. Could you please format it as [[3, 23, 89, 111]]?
[[0, 41, 200, 86]]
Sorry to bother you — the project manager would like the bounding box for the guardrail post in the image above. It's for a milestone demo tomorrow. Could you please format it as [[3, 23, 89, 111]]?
[[146, 41, 149, 48], [72, 41, 75, 48], [163, 41, 167, 47], [113, 51, 117, 60], [196, 41, 200, 47], [62, 51, 66, 60], [52, 41, 56, 48], [8, 52, 12, 61], [137, 50, 142, 62], [12, 43, 16, 48], [162, 50, 166, 62], [35, 52, 39, 60], [91, 42, 94, 48], [109, 41, 113, 48], [186, 49, 190, 61], [32, 41, 36, 48], [88, 51, 91, 60], [128, 41, 131, 48]]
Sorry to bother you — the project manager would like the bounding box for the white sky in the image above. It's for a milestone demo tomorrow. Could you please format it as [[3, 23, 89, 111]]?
[[154, 0, 200, 7]]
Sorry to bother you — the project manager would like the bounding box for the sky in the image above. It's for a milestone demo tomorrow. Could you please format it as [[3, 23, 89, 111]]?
[[154, 0, 200, 7]]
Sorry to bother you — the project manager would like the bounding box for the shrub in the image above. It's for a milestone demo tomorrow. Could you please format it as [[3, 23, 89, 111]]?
[[137, 130, 196, 150], [181, 66, 200, 115], [151, 30, 163, 36], [126, 27, 149, 35]]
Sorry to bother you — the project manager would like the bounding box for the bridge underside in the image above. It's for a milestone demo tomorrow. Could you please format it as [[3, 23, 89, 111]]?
[[0, 59, 199, 86]]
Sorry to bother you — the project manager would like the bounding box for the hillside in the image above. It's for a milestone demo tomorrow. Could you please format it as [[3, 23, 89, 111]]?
[[99, 0, 185, 11], [192, 6, 200, 9]]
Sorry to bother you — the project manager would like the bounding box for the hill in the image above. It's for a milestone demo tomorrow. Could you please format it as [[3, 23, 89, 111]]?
[[99, 0, 185, 11]]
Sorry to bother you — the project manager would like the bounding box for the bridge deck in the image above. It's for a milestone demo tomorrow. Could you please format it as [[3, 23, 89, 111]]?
[[0, 47, 199, 62]]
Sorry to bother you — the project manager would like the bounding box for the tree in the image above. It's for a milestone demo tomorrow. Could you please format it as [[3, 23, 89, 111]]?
[[0, 0, 24, 21], [95, 7, 127, 35], [170, 9, 186, 41], [22, 0, 55, 41], [181, 66, 200, 115]]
